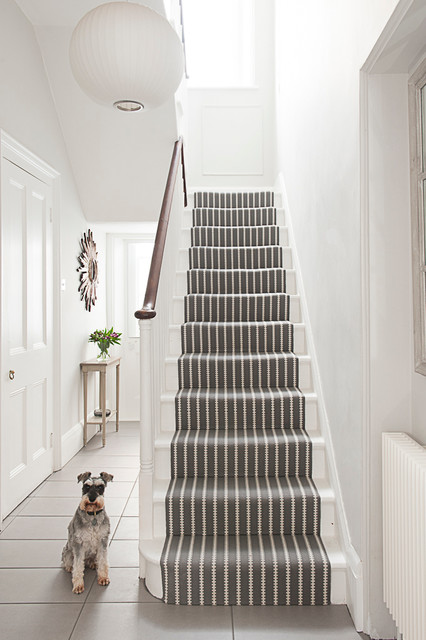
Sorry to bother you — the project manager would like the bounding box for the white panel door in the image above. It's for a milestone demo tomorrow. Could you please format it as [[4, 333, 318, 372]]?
[[1, 159, 53, 518]]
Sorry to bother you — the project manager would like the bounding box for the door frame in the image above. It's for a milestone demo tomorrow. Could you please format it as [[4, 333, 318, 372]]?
[[0, 131, 61, 528]]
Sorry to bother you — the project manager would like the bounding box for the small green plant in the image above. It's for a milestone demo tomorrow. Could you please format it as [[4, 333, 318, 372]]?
[[89, 327, 122, 359]]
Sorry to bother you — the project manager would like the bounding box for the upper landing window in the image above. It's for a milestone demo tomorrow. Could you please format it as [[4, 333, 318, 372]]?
[[182, 0, 255, 87], [409, 61, 426, 374]]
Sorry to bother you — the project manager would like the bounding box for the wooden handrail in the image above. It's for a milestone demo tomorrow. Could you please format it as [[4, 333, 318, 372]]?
[[135, 137, 187, 321]]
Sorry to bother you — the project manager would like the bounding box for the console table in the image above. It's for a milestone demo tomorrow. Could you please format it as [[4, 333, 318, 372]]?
[[80, 356, 120, 447]]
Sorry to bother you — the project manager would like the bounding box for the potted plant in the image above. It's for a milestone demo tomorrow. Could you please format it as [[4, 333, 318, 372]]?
[[89, 327, 122, 359]]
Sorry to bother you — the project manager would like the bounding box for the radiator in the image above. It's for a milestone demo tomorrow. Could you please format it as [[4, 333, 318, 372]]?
[[382, 433, 426, 640]]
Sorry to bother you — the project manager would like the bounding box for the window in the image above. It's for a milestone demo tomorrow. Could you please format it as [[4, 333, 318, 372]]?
[[182, 0, 255, 87], [409, 60, 426, 374]]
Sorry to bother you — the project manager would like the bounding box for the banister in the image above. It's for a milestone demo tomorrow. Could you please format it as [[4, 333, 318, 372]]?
[[135, 136, 187, 321]]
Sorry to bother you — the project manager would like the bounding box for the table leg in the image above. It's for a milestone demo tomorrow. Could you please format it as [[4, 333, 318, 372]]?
[[100, 370, 106, 447], [83, 370, 88, 446], [116, 363, 120, 432]]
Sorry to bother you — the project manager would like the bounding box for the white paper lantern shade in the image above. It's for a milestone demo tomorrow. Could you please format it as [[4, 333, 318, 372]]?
[[69, 2, 184, 111]]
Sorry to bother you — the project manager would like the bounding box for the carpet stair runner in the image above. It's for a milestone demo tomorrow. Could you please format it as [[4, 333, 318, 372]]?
[[160, 191, 331, 605]]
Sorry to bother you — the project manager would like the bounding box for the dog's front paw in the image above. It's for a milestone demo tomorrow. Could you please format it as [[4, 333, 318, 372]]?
[[97, 575, 110, 586], [72, 581, 85, 594], [63, 565, 72, 573]]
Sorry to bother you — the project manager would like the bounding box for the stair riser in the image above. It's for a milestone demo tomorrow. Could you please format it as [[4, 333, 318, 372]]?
[[192, 208, 277, 227], [165, 490, 321, 537], [176, 272, 297, 296], [193, 191, 275, 208], [191, 226, 282, 248], [178, 246, 293, 270], [177, 356, 299, 390], [186, 269, 291, 295], [161, 540, 330, 606], [160, 394, 318, 433], [179, 321, 294, 355], [189, 247, 285, 270], [170, 433, 312, 479], [165, 356, 312, 392], [172, 295, 301, 324], [175, 392, 305, 431], [154, 438, 327, 482], [168, 321, 305, 356], [184, 294, 290, 323], [153, 495, 335, 539]]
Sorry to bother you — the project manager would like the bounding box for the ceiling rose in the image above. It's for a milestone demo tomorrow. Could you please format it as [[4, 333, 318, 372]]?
[[69, 2, 184, 111]]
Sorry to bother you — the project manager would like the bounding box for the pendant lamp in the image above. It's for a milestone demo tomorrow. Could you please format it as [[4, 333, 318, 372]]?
[[69, 2, 184, 111]]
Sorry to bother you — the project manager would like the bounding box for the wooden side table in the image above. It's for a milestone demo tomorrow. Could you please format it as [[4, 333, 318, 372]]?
[[80, 356, 121, 447]]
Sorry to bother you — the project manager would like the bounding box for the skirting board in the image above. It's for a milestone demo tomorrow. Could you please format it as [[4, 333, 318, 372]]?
[[60, 417, 99, 469], [275, 173, 363, 631]]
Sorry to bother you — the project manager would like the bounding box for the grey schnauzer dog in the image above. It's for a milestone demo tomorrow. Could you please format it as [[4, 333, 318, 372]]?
[[62, 471, 113, 594]]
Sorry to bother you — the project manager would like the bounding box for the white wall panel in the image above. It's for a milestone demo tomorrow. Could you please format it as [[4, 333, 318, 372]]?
[[202, 106, 263, 176]]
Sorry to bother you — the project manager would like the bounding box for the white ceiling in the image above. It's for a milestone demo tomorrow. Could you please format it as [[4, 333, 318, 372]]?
[[12, 0, 181, 222], [14, 0, 166, 26]]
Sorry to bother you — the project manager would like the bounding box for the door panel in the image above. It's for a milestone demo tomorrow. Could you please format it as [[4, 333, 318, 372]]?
[[1, 160, 54, 518]]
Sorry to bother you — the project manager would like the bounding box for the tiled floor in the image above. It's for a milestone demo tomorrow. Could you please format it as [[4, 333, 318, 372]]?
[[0, 423, 368, 640]]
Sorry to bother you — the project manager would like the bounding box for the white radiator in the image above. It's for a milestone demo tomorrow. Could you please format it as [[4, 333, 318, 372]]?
[[382, 433, 426, 640]]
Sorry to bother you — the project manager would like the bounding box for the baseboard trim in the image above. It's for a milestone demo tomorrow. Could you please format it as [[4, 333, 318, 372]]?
[[60, 418, 98, 469]]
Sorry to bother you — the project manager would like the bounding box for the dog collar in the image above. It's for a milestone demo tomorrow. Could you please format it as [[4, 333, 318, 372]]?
[[86, 509, 103, 516]]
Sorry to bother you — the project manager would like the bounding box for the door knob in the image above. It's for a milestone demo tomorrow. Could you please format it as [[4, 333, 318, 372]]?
[[8, 370, 15, 380]]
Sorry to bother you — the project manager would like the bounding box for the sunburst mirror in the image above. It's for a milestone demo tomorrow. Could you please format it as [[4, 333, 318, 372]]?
[[77, 229, 98, 311]]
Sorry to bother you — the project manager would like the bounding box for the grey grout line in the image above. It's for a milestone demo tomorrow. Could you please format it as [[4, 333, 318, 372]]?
[[68, 600, 87, 640]]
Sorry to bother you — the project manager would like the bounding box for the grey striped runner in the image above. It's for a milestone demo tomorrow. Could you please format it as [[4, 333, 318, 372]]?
[[161, 190, 330, 605]]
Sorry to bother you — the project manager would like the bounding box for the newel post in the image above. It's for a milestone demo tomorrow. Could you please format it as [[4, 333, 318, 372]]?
[[139, 318, 154, 574]]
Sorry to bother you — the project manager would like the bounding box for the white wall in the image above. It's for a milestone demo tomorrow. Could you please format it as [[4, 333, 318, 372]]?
[[362, 1, 426, 635], [186, 0, 275, 187], [274, 0, 400, 636], [274, 0, 398, 553], [0, 0, 106, 460], [366, 72, 411, 639]]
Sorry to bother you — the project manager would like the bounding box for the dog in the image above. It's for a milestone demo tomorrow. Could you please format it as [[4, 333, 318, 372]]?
[[61, 471, 114, 594]]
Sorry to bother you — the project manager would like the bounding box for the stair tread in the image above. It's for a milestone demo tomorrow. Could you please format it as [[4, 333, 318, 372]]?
[[171, 427, 310, 443], [170, 427, 312, 478], [176, 386, 303, 397], [144, 533, 342, 563], [193, 206, 277, 212], [178, 352, 298, 362], [187, 267, 287, 274], [185, 292, 290, 299], [192, 207, 277, 229]]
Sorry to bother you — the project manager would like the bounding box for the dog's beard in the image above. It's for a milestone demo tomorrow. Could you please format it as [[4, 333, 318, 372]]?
[[79, 495, 105, 513]]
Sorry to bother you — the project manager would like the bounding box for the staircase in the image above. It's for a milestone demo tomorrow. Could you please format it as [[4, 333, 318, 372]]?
[[153, 190, 336, 605]]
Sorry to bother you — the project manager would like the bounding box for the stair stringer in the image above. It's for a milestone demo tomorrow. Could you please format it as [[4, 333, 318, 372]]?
[[141, 188, 347, 605], [275, 175, 360, 622]]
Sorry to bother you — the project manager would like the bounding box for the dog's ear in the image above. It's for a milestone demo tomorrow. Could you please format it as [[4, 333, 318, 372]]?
[[100, 472, 113, 484], [77, 471, 92, 484]]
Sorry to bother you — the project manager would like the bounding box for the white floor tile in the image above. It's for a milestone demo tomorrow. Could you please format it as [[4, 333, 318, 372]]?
[[70, 603, 234, 640], [0, 604, 83, 640]]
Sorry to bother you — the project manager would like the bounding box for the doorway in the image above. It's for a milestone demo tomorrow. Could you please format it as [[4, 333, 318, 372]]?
[[0, 132, 59, 522]]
